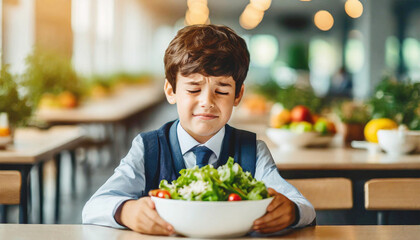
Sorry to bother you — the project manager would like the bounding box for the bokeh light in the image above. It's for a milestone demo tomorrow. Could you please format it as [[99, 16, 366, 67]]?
[[314, 10, 334, 31], [345, 0, 363, 19]]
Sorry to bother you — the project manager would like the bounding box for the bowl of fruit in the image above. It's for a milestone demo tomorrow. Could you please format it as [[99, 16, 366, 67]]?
[[267, 105, 336, 150], [150, 158, 273, 238]]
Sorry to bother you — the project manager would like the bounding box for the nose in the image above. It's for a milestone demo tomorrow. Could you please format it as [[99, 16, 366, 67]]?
[[199, 87, 215, 109]]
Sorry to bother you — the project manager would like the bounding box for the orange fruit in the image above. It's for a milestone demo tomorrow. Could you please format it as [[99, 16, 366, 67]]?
[[0, 128, 10, 137], [364, 118, 398, 143], [270, 109, 291, 128], [58, 91, 78, 108]]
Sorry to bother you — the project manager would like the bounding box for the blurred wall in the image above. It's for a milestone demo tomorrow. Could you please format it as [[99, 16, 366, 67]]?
[[2, 0, 34, 74]]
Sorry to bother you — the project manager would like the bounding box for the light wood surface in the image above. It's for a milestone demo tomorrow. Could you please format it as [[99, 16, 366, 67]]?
[[365, 178, 420, 210], [230, 122, 420, 170], [271, 148, 420, 170], [1, 225, 420, 240], [0, 171, 21, 204], [287, 178, 353, 210], [36, 83, 165, 123], [0, 126, 85, 164]]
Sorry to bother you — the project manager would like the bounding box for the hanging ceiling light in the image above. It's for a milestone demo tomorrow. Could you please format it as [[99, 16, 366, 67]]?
[[187, 0, 207, 9], [314, 10, 334, 31], [240, 4, 265, 30], [345, 0, 363, 18], [240, 0, 271, 30], [249, 0, 272, 11], [185, 0, 209, 25]]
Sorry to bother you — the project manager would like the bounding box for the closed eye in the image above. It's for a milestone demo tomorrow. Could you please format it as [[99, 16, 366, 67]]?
[[187, 90, 200, 94], [216, 91, 229, 95]]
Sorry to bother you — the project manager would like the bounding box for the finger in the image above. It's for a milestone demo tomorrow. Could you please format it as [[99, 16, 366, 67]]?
[[255, 200, 287, 225], [266, 195, 286, 212], [144, 197, 156, 209], [253, 214, 282, 231], [138, 216, 171, 235], [256, 222, 290, 234], [254, 211, 279, 227], [142, 203, 174, 234], [255, 213, 293, 230], [266, 188, 288, 212], [136, 210, 173, 235], [134, 198, 174, 235], [267, 188, 277, 196]]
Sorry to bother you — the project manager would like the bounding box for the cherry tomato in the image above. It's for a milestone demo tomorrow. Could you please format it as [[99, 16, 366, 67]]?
[[157, 190, 171, 199], [148, 189, 159, 197], [228, 193, 242, 201]]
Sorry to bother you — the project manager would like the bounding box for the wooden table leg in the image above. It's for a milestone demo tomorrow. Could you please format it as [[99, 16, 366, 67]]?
[[38, 162, 44, 224], [19, 166, 30, 224], [54, 153, 61, 224], [378, 211, 388, 225], [0, 205, 7, 223], [70, 150, 77, 196]]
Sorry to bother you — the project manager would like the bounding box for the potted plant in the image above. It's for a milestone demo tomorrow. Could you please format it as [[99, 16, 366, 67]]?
[[369, 78, 420, 130], [255, 79, 324, 113], [22, 48, 85, 109], [333, 100, 371, 145], [0, 64, 33, 140]]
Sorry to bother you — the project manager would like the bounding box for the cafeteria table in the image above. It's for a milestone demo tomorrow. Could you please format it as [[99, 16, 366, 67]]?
[[231, 122, 420, 224], [0, 224, 419, 240], [35, 82, 165, 160], [0, 126, 85, 223]]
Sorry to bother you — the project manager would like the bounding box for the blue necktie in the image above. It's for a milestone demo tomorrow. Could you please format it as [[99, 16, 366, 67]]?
[[194, 146, 213, 168]]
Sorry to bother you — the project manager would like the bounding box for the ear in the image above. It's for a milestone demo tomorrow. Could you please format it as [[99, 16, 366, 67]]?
[[233, 84, 244, 106], [164, 79, 176, 104]]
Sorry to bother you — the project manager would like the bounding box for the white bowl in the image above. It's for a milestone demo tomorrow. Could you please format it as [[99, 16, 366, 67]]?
[[266, 128, 319, 150], [377, 129, 420, 155], [152, 197, 273, 238]]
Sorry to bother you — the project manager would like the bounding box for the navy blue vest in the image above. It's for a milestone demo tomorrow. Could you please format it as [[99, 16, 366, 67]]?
[[140, 120, 256, 196]]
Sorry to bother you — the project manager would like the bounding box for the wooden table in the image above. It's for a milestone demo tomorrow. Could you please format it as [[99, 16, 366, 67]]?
[[270, 147, 420, 171], [36, 82, 166, 160], [0, 224, 419, 240], [0, 126, 85, 223], [230, 122, 420, 224], [36, 83, 165, 124]]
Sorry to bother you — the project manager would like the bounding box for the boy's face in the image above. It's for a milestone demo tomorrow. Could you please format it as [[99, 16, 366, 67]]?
[[164, 73, 244, 143]]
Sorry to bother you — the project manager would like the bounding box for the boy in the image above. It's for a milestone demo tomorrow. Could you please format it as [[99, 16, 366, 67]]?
[[82, 24, 315, 235]]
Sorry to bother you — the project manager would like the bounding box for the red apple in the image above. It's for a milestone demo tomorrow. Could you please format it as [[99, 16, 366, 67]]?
[[290, 105, 313, 123]]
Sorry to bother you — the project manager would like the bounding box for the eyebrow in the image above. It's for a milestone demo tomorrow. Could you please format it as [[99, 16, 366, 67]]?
[[216, 82, 233, 87], [185, 81, 202, 86], [184, 80, 233, 87]]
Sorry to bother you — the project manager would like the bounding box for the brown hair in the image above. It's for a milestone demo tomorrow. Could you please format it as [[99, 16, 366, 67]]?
[[164, 24, 250, 97]]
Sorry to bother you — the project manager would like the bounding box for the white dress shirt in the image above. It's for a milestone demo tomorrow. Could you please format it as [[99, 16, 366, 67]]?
[[82, 123, 316, 229]]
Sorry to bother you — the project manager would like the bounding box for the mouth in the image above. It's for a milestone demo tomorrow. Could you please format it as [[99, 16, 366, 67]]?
[[193, 113, 219, 120]]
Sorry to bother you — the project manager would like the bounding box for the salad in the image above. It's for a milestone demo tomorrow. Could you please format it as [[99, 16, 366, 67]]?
[[149, 158, 268, 201]]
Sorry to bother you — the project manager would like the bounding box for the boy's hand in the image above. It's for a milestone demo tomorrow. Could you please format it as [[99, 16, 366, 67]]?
[[252, 188, 297, 234], [116, 197, 174, 235]]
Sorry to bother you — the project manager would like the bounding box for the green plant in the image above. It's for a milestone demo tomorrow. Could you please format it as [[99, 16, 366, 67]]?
[[22, 48, 85, 106], [0, 65, 32, 127], [254, 79, 324, 113], [286, 42, 309, 70], [333, 100, 371, 124], [369, 78, 420, 130]]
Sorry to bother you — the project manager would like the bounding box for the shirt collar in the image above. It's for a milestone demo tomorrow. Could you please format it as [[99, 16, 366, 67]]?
[[177, 122, 225, 159]]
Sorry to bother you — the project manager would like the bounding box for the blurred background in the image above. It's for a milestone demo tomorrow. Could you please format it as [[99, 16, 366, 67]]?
[[2, 0, 420, 129], [1, 0, 420, 225]]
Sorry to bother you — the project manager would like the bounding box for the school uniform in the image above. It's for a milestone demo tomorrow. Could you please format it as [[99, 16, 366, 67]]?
[[82, 120, 316, 229]]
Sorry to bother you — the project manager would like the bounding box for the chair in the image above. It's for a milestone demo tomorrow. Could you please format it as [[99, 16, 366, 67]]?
[[0, 171, 22, 222], [364, 178, 420, 225], [287, 178, 353, 210]]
